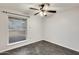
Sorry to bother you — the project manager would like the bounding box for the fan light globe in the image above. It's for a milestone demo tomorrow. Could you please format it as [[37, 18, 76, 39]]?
[[39, 12, 44, 16], [43, 12, 47, 15]]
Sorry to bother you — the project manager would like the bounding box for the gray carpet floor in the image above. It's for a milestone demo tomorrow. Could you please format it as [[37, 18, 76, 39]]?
[[0, 40, 79, 55]]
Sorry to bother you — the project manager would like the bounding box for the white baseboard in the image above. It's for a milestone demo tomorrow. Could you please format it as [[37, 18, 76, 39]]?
[[0, 39, 41, 53], [0, 39, 79, 53], [44, 39, 79, 52]]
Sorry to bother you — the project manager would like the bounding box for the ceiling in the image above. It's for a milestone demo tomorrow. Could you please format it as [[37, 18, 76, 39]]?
[[0, 3, 79, 16]]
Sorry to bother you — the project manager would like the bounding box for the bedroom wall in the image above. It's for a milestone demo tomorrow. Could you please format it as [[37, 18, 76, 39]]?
[[0, 9, 42, 53], [44, 7, 79, 52], [0, 6, 79, 52]]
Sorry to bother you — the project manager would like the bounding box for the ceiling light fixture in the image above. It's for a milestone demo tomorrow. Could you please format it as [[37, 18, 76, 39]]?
[[39, 11, 43, 16], [39, 11, 47, 16]]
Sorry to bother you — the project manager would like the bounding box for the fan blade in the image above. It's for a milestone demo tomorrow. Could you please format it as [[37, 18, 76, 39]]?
[[41, 4, 44, 9], [34, 12, 39, 15], [29, 7, 39, 10], [47, 10, 56, 13], [39, 4, 45, 10]]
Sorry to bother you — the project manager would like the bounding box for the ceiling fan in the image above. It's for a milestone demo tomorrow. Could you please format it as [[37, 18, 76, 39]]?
[[29, 3, 56, 16]]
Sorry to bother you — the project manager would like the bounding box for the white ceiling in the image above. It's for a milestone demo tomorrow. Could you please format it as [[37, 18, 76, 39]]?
[[0, 3, 79, 15]]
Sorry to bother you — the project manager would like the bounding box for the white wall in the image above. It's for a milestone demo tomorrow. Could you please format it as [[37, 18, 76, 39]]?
[[0, 6, 79, 52], [27, 15, 42, 41], [44, 8, 79, 52], [0, 10, 42, 53]]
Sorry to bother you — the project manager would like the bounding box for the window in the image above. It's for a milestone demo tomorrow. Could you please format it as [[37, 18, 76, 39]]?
[[9, 17, 27, 43]]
